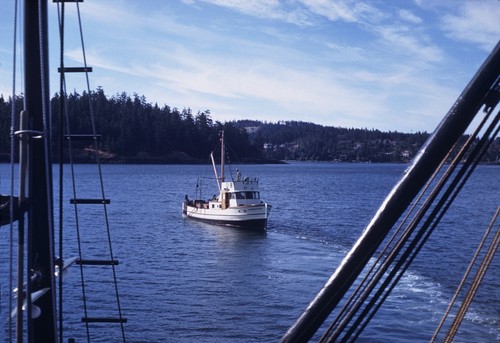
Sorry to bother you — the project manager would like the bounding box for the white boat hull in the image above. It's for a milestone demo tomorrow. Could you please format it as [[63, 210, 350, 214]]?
[[182, 202, 271, 229]]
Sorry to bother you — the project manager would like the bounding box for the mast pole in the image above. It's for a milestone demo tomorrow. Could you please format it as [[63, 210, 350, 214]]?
[[23, 0, 57, 341], [220, 131, 225, 182]]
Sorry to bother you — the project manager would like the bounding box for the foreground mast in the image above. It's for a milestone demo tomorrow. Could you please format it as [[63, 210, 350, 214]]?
[[281, 41, 500, 342], [23, 0, 57, 341]]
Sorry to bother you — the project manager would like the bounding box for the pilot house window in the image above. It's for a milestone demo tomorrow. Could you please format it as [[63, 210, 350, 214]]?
[[231, 191, 261, 199]]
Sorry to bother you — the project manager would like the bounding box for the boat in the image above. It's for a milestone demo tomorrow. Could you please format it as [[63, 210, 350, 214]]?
[[182, 131, 271, 229]]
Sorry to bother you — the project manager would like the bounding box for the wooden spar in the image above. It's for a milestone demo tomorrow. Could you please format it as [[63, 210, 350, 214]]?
[[23, 0, 57, 341], [281, 41, 500, 342], [210, 152, 221, 191]]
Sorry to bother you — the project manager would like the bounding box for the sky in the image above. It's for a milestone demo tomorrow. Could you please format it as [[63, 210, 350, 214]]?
[[0, 0, 499, 133]]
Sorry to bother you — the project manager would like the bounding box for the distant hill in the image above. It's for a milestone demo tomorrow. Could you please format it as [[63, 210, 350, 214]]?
[[1, 90, 498, 164], [233, 120, 430, 163]]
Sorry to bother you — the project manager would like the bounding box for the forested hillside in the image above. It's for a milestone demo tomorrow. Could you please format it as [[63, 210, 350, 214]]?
[[0, 89, 498, 164], [239, 120, 430, 163]]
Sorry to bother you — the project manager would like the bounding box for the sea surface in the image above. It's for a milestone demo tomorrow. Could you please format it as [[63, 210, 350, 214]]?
[[0, 162, 498, 342]]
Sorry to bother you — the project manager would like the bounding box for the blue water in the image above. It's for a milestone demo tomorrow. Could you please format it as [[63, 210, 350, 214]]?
[[0, 163, 498, 342]]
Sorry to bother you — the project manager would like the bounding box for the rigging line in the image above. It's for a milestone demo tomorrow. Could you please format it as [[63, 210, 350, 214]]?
[[225, 139, 242, 176], [62, 81, 91, 342], [345, 173, 472, 341], [320, 136, 459, 342], [55, 18, 91, 337], [322, 137, 467, 342], [58, 6, 96, 342], [55, 8, 91, 338], [8, 0, 20, 341], [348, 111, 498, 337], [432, 117, 500, 341], [327, 109, 498, 342], [433, 205, 500, 342], [284, 43, 499, 343], [322, 127, 500, 341], [75, 4, 124, 329], [59, 75, 92, 341], [444, 211, 499, 343], [324, 132, 463, 338], [56, 6, 90, 339], [346, 115, 500, 343], [75, 2, 126, 339]]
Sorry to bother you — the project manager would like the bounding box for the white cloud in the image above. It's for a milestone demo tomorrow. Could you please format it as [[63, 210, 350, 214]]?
[[299, 0, 385, 24], [441, 2, 500, 52], [398, 9, 422, 24], [196, 0, 312, 26], [39, 0, 491, 132], [375, 25, 443, 64]]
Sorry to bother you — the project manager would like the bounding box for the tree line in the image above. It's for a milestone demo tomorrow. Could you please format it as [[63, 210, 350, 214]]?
[[0, 89, 498, 164], [0, 89, 260, 163]]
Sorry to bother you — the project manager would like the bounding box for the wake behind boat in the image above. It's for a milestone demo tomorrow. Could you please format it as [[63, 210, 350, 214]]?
[[182, 131, 271, 229]]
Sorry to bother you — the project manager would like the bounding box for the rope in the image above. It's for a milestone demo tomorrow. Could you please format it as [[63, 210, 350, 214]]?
[[432, 206, 500, 342], [75, 2, 127, 339], [444, 210, 499, 342], [319, 104, 499, 342], [350, 126, 497, 343], [345, 110, 499, 342], [321, 134, 466, 342], [321, 137, 457, 342], [63, 86, 91, 341], [54, 3, 126, 341], [358, 113, 497, 342], [53, 4, 92, 341]]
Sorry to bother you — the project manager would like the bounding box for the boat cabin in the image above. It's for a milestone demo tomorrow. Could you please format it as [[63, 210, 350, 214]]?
[[216, 178, 262, 209]]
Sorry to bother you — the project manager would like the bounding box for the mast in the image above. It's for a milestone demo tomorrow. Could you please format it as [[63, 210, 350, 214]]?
[[220, 130, 225, 182], [23, 0, 57, 341]]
